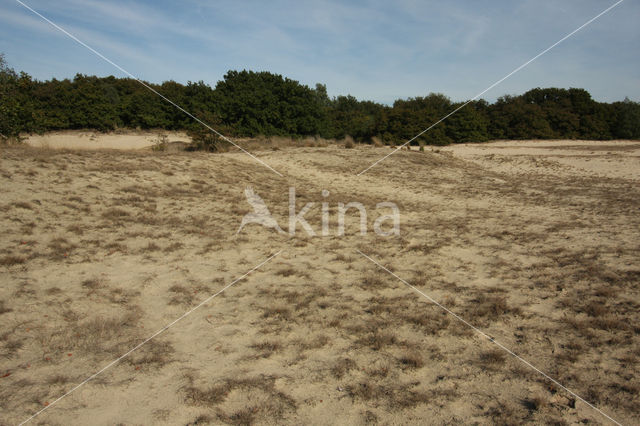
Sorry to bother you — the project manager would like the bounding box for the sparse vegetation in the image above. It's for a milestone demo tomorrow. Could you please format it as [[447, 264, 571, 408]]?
[[0, 141, 639, 425], [478, 349, 507, 369], [0, 256, 26, 266], [151, 134, 169, 152]]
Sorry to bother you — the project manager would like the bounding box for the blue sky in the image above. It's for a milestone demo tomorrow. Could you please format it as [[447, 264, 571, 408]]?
[[1, 0, 638, 104]]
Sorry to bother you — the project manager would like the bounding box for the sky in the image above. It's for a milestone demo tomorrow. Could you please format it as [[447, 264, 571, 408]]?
[[0, 0, 638, 105]]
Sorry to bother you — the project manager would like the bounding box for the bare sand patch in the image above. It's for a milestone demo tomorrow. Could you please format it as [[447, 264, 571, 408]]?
[[439, 140, 640, 181], [23, 130, 191, 150]]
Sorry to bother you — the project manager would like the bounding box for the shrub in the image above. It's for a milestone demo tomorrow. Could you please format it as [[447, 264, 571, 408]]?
[[151, 134, 168, 152], [186, 128, 230, 152], [344, 135, 355, 149]]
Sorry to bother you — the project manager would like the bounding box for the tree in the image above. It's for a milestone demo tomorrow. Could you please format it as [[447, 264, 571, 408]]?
[[0, 54, 24, 138], [385, 94, 453, 145], [214, 70, 329, 137], [489, 94, 553, 139], [328, 95, 385, 141], [446, 100, 489, 143], [611, 97, 640, 139], [1, 55, 637, 144]]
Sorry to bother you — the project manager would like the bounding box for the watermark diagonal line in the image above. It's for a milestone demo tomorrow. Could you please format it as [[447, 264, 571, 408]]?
[[357, 249, 621, 425], [357, 0, 625, 176], [14, 0, 283, 177], [18, 250, 282, 426]]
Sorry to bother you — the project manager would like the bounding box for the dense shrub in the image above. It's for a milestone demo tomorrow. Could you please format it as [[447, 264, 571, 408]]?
[[1, 53, 639, 145]]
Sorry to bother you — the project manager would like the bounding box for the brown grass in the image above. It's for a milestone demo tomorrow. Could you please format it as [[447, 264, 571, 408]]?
[[81, 278, 105, 291], [344, 380, 432, 409], [38, 310, 142, 359], [11, 201, 34, 210], [185, 375, 296, 422], [478, 349, 507, 370], [397, 350, 425, 369], [0, 301, 12, 315], [250, 340, 282, 358], [168, 284, 195, 306], [0, 256, 26, 266]]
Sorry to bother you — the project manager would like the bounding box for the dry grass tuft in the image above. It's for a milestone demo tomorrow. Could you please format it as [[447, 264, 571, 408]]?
[[142, 242, 162, 253], [0, 301, 13, 315], [521, 395, 548, 412], [330, 358, 357, 378], [127, 340, 174, 369], [344, 380, 431, 408], [397, 350, 424, 369], [465, 294, 520, 324], [250, 340, 282, 358], [343, 135, 356, 149], [163, 242, 184, 253], [81, 278, 105, 291], [371, 136, 384, 147], [0, 255, 26, 266], [357, 331, 397, 351], [261, 305, 292, 321], [478, 349, 507, 370], [39, 310, 142, 359], [47, 237, 76, 258], [102, 208, 131, 220], [11, 201, 33, 210], [185, 375, 296, 422], [402, 309, 450, 334], [46, 374, 72, 385], [168, 284, 195, 306], [2, 339, 23, 358], [184, 383, 229, 406], [275, 267, 298, 277], [359, 274, 386, 289]]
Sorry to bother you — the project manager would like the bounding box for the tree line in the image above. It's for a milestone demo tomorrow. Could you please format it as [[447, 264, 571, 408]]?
[[1, 54, 639, 144]]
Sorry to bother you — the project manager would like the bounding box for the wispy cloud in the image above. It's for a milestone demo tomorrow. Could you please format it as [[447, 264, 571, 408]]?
[[2, 0, 638, 102], [2, 2, 157, 73]]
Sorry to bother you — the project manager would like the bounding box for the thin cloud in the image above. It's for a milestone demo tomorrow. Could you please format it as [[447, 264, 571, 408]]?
[[2, 0, 637, 102], [3, 3, 157, 71]]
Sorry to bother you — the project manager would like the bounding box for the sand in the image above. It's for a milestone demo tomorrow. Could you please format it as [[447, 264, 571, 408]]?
[[24, 130, 190, 150], [1, 137, 639, 425]]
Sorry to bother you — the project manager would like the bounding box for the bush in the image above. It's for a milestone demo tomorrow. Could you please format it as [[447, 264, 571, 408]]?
[[0, 54, 24, 139], [187, 128, 221, 152], [151, 134, 168, 152], [2, 50, 639, 143], [344, 135, 355, 149]]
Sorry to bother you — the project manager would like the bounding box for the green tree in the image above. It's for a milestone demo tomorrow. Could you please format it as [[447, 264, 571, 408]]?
[[489, 95, 554, 139], [2, 55, 636, 144], [611, 97, 640, 139], [214, 70, 329, 137], [386, 93, 453, 145], [329, 95, 385, 141], [446, 100, 489, 143], [0, 54, 26, 138]]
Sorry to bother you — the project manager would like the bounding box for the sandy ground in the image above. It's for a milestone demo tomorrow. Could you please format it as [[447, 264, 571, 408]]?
[[1, 138, 639, 425], [24, 131, 190, 150], [440, 140, 640, 181]]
